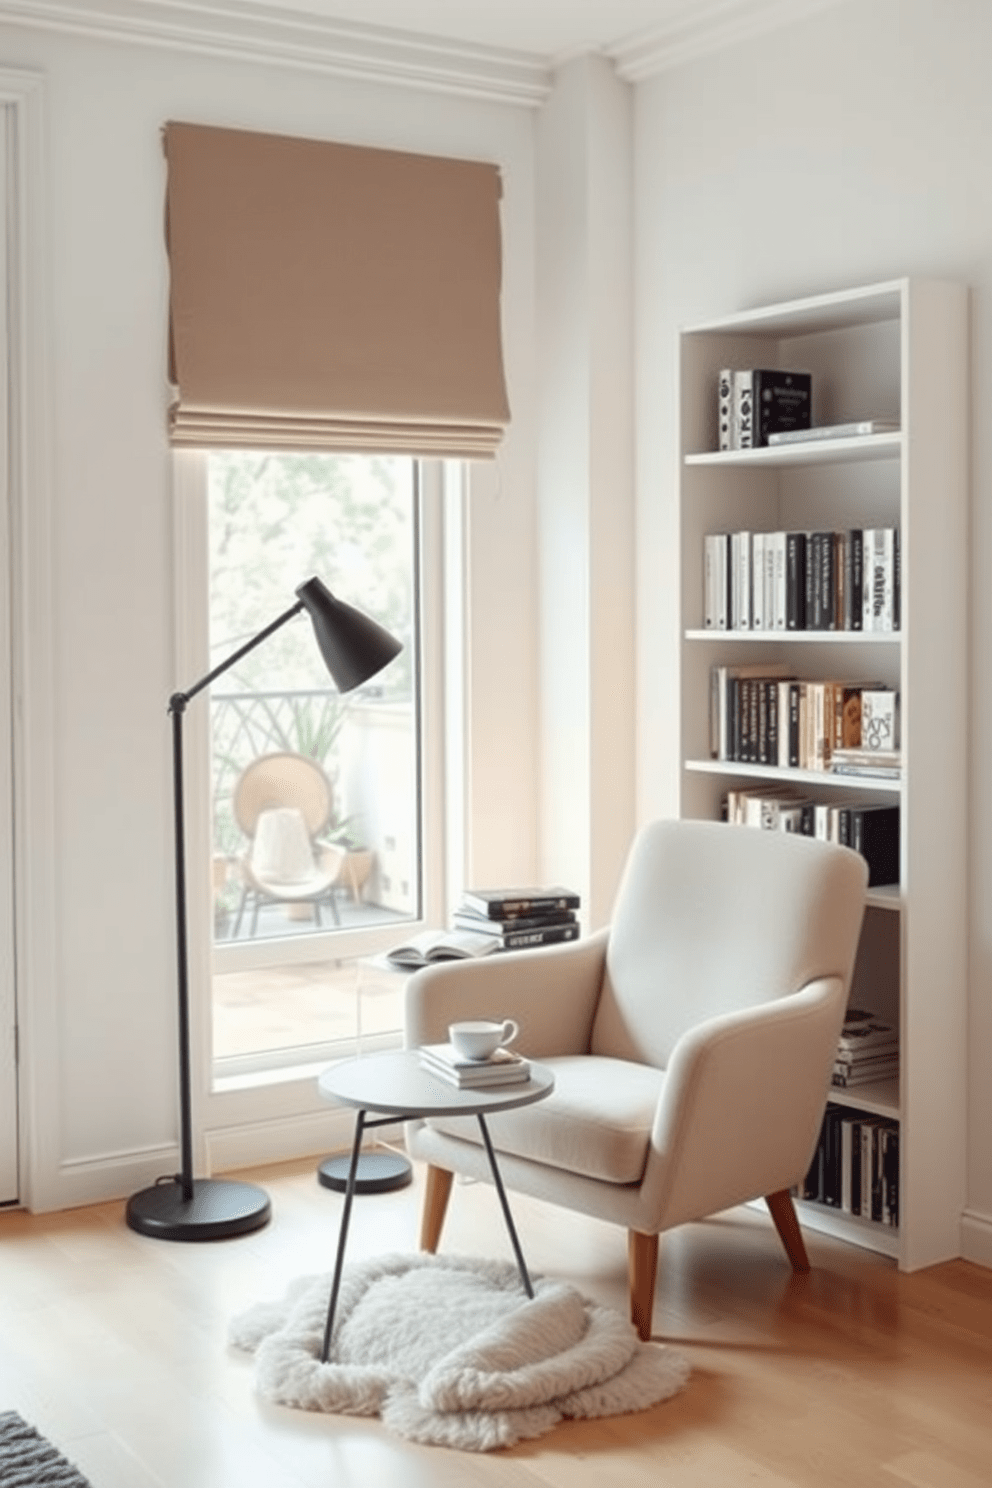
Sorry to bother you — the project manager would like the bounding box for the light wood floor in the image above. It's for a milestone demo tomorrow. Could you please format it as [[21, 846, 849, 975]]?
[[1, 1158, 990, 1487]]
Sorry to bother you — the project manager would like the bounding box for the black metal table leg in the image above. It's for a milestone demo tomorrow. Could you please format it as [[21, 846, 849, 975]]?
[[476, 1114, 534, 1299], [320, 1108, 367, 1362]]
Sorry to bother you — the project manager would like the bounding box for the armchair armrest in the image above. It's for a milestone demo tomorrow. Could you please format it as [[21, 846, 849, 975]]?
[[404, 928, 609, 1059], [637, 976, 847, 1234]]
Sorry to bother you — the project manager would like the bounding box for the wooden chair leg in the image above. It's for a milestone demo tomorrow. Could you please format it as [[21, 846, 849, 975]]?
[[628, 1229, 659, 1342], [420, 1165, 454, 1253], [766, 1188, 810, 1272]]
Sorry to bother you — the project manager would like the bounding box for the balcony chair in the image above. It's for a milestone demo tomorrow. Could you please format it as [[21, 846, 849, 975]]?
[[404, 818, 868, 1340], [231, 752, 348, 937]]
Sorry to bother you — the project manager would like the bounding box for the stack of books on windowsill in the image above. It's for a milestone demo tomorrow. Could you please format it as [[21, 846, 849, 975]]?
[[452, 886, 582, 952], [418, 1042, 531, 1089], [831, 1008, 899, 1089]]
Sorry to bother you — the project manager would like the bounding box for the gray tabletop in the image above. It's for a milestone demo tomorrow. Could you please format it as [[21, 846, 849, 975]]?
[[318, 1049, 555, 1118]]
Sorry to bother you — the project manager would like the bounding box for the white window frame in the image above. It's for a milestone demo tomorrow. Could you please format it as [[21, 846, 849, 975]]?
[[172, 451, 452, 1094]]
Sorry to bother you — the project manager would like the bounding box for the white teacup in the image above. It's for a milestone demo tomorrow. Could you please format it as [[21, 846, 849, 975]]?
[[449, 1018, 519, 1062]]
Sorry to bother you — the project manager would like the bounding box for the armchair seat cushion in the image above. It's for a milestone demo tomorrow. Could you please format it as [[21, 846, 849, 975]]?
[[426, 1055, 665, 1184]]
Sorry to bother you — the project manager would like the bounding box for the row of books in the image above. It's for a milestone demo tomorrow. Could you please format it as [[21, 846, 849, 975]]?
[[709, 666, 900, 769], [799, 1104, 899, 1227], [718, 367, 811, 449], [386, 885, 581, 969], [722, 794, 900, 887], [418, 1041, 532, 1090], [703, 527, 900, 632], [832, 1008, 899, 1089]]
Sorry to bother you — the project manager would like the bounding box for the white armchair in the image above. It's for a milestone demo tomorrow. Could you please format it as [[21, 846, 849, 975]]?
[[404, 819, 868, 1340]]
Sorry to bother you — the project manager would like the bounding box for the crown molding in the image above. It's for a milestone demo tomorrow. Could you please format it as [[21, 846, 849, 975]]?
[[607, 0, 847, 81], [0, 0, 552, 107]]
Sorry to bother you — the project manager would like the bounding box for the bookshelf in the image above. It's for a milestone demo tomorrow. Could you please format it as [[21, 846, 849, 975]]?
[[678, 279, 968, 1270]]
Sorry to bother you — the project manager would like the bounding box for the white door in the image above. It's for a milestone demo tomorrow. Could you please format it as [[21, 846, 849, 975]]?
[[0, 105, 19, 1205]]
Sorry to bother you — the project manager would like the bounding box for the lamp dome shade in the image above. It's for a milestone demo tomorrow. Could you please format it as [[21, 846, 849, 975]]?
[[295, 577, 403, 693]]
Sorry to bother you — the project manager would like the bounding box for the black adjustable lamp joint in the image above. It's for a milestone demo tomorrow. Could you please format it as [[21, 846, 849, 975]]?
[[168, 692, 189, 716]]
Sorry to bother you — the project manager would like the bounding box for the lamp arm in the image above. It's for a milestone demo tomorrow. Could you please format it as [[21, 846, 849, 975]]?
[[169, 599, 305, 714]]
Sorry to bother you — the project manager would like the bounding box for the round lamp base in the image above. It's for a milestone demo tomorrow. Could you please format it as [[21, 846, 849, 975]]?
[[125, 1177, 272, 1241], [317, 1150, 413, 1195]]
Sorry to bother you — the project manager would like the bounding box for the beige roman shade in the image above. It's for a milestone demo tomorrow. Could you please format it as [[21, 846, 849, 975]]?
[[164, 122, 510, 457]]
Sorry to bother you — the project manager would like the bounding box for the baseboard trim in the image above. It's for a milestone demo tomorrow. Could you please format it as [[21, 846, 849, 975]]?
[[203, 1108, 406, 1175], [24, 1110, 407, 1214], [960, 1209, 992, 1270]]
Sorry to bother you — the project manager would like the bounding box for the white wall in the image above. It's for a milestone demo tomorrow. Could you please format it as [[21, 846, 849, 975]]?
[[632, 0, 992, 1264], [536, 54, 636, 929], [0, 17, 541, 1209]]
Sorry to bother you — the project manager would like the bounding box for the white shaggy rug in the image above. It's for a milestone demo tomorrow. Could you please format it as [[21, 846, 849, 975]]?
[[229, 1252, 690, 1451]]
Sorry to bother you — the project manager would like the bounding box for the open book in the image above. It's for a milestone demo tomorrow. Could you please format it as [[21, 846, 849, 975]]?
[[386, 929, 501, 970]]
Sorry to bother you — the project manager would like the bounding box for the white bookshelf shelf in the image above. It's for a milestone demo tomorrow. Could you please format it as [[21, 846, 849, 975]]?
[[684, 757, 901, 795], [685, 629, 900, 645], [828, 1079, 900, 1120], [678, 278, 968, 1271], [686, 431, 902, 468]]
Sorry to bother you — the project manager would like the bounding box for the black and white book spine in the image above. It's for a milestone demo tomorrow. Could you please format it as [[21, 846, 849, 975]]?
[[861, 689, 900, 751], [718, 368, 734, 450], [846, 528, 863, 631], [734, 369, 755, 449], [704, 534, 718, 628], [752, 532, 766, 630], [771, 531, 787, 630], [717, 535, 729, 629], [863, 528, 898, 632], [752, 368, 812, 446], [497, 923, 580, 950], [833, 532, 846, 631], [786, 531, 807, 630], [804, 532, 818, 633], [812, 532, 837, 631], [733, 531, 752, 629]]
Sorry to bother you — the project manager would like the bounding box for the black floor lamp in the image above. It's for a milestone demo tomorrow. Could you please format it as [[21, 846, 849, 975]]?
[[125, 577, 402, 1241]]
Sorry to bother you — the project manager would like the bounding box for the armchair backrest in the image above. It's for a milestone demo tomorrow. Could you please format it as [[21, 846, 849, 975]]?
[[590, 819, 868, 1067]]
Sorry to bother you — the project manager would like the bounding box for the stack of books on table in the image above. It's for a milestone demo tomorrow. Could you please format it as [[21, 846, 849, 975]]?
[[452, 886, 582, 952], [831, 1008, 899, 1089], [418, 1042, 531, 1090]]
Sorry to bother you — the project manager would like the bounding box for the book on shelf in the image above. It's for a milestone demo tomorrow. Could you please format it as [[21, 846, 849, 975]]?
[[830, 747, 902, 780], [801, 1105, 899, 1226], [767, 418, 899, 446], [860, 689, 901, 751], [703, 532, 730, 629], [709, 663, 791, 762], [711, 672, 891, 772], [721, 792, 900, 885], [459, 886, 581, 918], [835, 1042, 899, 1069], [837, 1008, 899, 1052], [418, 1042, 531, 1088], [863, 528, 900, 632], [386, 929, 502, 969], [832, 1057, 900, 1087], [718, 367, 734, 450], [731, 369, 812, 449], [850, 803, 900, 886], [703, 528, 898, 633]]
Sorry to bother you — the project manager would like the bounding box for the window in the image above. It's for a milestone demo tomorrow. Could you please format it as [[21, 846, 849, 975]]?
[[173, 450, 447, 1081]]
